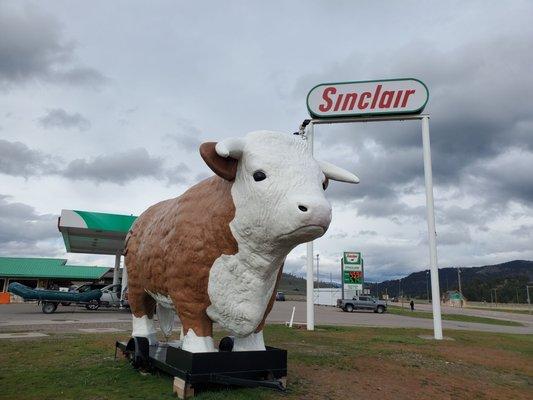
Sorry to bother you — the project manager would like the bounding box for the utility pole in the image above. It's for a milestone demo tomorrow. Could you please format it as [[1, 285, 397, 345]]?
[[398, 278, 401, 298], [516, 287, 519, 304], [400, 278, 404, 309], [457, 267, 463, 308], [457, 267, 462, 296], [316, 254, 320, 290], [491, 288, 498, 307], [526, 285, 531, 314], [426, 270, 430, 303]]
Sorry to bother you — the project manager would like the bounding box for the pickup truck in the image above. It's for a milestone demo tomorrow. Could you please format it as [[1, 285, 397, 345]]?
[[337, 295, 387, 313]]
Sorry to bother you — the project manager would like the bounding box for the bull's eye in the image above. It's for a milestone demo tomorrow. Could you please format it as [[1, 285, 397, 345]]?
[[322, 178, 329, 190], [253, 170, 267, 182]]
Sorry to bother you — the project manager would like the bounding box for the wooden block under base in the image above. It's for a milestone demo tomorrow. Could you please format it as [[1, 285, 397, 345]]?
[[173, 377, 194, 399], [279, 376, 287, 389]]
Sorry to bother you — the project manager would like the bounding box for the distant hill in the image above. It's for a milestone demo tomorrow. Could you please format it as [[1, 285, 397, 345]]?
[[373, 260, 533, 303], [278, 272, 339, 294]]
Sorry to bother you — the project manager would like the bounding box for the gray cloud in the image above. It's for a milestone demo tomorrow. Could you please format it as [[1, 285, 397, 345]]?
[[0, 3, 106, 88], [165, 118, 203, 151], [434, 226, 472, 247], [38, 108, 91, 131], [469, 148, 533, 205], [0, 139, 194, 185], [165, 163, 191, 185], [327, 231, 348, 240], [63, 148, 165, 185], [0, 139, 57, 177], [306, 33, 533, 227], [0, 195, 58, 247]]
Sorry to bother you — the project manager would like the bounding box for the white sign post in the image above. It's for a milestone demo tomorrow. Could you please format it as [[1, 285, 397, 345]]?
[[302, 78, 443, 340]]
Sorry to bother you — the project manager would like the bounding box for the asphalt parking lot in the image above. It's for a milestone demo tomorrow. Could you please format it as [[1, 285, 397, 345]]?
[[1, 301, 531, 335]]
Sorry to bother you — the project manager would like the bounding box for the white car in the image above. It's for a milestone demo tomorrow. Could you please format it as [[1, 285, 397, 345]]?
[[99, 284, 129, 308]]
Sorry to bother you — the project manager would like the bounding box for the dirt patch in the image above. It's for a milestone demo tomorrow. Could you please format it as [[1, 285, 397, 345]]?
[[434, 344, 533, 374], [290, 356, 532, 400]]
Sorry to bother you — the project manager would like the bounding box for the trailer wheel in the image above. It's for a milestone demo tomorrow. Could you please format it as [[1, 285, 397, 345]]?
[[42, 302, 58, 314], [85, 300, 100, 311], [126, 337, 150, 370], [344, 304, 354, 312]]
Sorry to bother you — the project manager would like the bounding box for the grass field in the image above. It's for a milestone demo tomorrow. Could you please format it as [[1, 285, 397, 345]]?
[[467, 306, 532, 315], [0, 325, 531, 400], [387, 305, 524, 326]]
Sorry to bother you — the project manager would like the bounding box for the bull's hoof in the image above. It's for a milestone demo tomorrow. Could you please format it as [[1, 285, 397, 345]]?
[[219, 336, 234, 352], [182, 329, 216, 353]]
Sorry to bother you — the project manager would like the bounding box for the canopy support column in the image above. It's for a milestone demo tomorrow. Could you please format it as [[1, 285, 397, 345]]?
[[120, 257, 128, 306], [113, 252, 121, 286]]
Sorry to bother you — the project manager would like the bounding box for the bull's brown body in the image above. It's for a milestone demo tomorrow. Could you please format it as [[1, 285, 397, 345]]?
[[125, 176, 280, 338]]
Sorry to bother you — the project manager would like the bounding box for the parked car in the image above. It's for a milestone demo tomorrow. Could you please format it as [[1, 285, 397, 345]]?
[[275, 291, 286, 301], [337, 295, 387, 313], [73, 283, 129, 309], [99, 284, 122, 307], [74, 283, 107, 293]]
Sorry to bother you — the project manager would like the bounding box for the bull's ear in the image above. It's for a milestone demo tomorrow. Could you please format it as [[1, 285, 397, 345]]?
[[200, 142, 238, 181], [319, 160, 360, 184]]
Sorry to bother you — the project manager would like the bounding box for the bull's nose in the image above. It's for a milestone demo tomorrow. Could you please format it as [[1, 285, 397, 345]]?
[[292, 197, 332, 226]]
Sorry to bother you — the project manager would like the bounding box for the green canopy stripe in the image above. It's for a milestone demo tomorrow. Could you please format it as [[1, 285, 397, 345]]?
[[73, 210, 137, 232]]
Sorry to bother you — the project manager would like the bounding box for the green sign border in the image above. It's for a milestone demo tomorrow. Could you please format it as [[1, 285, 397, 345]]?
[[306, 77, 429, 119]]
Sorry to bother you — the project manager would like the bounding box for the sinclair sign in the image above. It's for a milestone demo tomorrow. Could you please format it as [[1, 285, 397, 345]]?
[[307, 78, 428, 118], [342, 251, 364, 292]]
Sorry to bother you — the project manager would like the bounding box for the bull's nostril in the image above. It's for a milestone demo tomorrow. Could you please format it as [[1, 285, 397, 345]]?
[[298, 205, 308, 212]]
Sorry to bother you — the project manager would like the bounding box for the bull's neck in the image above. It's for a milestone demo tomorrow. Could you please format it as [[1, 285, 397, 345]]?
[[231, 234, 290, 279]]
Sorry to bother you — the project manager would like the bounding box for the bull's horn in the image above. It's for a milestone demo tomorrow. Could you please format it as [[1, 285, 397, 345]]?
[[319, 160, 360, 184], [215, 138, 245, 159]]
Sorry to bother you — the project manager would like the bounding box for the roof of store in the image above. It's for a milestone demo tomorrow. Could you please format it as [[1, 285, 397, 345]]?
[[0, 257, 110, 280]]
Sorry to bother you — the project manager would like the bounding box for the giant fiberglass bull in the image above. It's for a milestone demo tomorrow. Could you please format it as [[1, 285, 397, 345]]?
[[125, 131, 359, 353]]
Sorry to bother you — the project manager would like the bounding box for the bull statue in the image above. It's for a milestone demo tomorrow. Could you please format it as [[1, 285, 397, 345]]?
[[125, 131, 358, 353]]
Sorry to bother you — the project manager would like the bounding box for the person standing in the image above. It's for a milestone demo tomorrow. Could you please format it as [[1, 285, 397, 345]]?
[[410, 299, 415, 311]]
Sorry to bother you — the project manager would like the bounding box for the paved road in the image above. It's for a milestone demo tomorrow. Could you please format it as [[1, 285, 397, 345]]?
[[266, 302, 533, 335], [2, 301, 532, 335]]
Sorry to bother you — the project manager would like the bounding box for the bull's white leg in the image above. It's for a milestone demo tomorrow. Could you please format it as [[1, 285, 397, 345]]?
[[182, 328, 216, 353], [233, 330, 266, 351], [132, 314, 157, 345]]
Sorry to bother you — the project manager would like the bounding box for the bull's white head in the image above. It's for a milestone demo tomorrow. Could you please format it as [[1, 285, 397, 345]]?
[[200, 131, 358, 254]]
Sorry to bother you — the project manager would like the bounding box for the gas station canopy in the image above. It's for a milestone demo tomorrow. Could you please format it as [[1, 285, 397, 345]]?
[[58, 210, 137, 255]]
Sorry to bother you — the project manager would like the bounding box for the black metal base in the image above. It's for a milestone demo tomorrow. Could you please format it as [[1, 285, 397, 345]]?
[[116, 338, 287, 393]]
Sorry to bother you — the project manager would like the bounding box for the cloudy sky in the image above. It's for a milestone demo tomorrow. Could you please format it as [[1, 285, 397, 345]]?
[[1, 0, 532, 282]]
